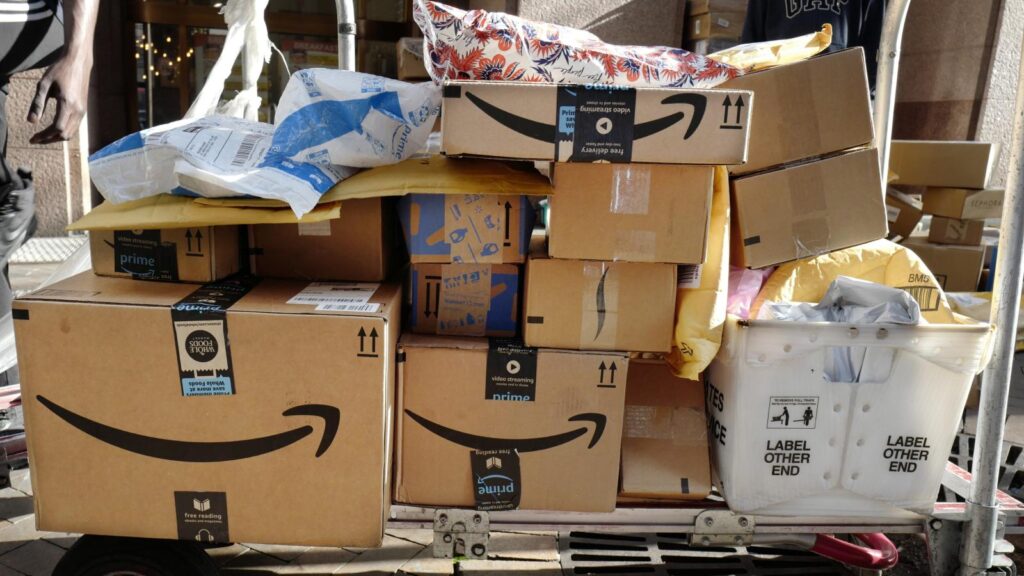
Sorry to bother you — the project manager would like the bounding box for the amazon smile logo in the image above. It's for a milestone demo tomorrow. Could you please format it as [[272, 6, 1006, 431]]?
[[36, 396, 340, 462], [404, 409, 606, 452], [464, 91, 707, 143]]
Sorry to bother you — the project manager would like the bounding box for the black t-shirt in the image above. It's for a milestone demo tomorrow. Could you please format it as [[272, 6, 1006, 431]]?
[[741, 0, 885, 87]]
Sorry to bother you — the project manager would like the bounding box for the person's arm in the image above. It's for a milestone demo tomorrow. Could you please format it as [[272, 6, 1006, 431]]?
[[740, 0, 765, 44], [26, 0, 100, 144]]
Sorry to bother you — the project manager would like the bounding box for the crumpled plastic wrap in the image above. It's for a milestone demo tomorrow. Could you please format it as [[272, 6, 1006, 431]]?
[[708, 24, 833, 72], [413, 0, 739, 88], [89, 70, 440, 217]]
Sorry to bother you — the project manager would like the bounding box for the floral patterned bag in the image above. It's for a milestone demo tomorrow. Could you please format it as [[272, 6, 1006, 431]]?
[[413, 0, 739, 88]]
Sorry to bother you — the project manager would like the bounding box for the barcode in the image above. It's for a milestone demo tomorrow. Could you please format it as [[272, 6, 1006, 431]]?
[[678, 265, 703, 289], [231, 134, 261, 167], [898, 285, 940, 312], [293, 296, 370, 304], [315, 303, 381, 313]]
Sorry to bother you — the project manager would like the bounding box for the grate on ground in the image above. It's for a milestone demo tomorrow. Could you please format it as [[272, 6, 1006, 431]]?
[[558, 532, 851, 575], [10, 236, 85, 264]]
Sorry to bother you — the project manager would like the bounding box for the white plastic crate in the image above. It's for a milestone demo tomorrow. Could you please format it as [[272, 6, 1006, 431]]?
[[708, 316, 991, 517]]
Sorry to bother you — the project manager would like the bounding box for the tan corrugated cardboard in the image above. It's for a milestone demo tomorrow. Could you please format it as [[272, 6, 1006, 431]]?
[[722, 49, 874, 176], [928, 216, 985, 246], [396, 37, 429, 81], [395, 334, 627, 512], [687, 0, 748, 15], [686, 11, 745, 40], [902, 238, 985, 292], [408, 263, 520, 337], [549, 163, 713, 264], [889, 140, 998, 188], [523, 257, 676, 352], [923, 187, 1004, 220], [90, 227, 240, 283], [442, 81, 752, 165], [14, 273, 400, 547], [731, 148, 887, 269], [886, 188, 923, 241], [620, 361, 711, 501], [250, 198, 393, 282]]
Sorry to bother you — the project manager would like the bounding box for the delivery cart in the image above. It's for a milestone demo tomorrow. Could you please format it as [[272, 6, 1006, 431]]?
[[47, 0, 1024, 574]]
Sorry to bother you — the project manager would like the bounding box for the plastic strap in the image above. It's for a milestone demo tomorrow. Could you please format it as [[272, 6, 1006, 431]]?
[[810, 533, 899, 571]]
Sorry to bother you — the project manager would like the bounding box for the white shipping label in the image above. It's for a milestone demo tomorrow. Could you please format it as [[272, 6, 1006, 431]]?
[[288, 282, 380, 307], [886, 205, 901, 223], [678, 265, 703, 289], [717, 17, 731, 27], [297, 220, 333, 237], [315, 302, 381, 313]]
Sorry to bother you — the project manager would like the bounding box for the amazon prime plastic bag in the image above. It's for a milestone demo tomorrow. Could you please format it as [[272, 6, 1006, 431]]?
[[90, 70, 440, 216]]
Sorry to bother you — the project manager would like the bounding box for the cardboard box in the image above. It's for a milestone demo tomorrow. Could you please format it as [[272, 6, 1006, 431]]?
[[397, 194, 534, 264], [395, 334, 627, 512], [13, 274, 400, 546], [889, 140, 998, 188], [923, 187, 1004, 220], [886, 188, 923, 241], [441, 81, 752, 165], [731, 147, 887, 269], [687, 0, 748, 15], [523, 258, 676, 352], [620, 361, 711, 501], [722, 49, 874, 176], [928, 216, 985, 246], [396, 37, 429, 81], [902, 238, 985, 292], [548, 163, 713, 264], [250, 198, 393, 282], [90, 227, 240, 283], [687, 11, 745, 40], [409, 263, 520, 337]]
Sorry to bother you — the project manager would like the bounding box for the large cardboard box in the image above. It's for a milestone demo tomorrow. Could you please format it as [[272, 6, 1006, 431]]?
[[928, 216, 984, 246], [722, 49, 874, 176], [548, 163, 713, 264], [14, 274, 400, 546], [687, 11, 745, 41], [397, 194, 534, 264], [886, 188, 923, 241], [923, 187, 1004, 220], [523, 258, 676, 352], [250, 198, 393, 282], [889, 140, 998, 188], [409, 263, 520, 337], [902, 238, 985, 292], [395, 335, 627, 512], [620, 361, 711, 501], [442, 81, 752, 165], [731, 147, 887, 269], [90, 227, 240, 283]]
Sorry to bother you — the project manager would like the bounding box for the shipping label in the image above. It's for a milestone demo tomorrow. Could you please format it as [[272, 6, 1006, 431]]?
[[288, 282, 381, 313], [438, 264, 491, 336]]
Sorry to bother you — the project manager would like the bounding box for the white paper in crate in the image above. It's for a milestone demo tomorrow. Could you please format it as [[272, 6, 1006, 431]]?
[[89, 70, 441, 216]]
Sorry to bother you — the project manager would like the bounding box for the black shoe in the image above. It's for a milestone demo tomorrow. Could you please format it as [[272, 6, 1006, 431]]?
[[0, 169, 36, 267]]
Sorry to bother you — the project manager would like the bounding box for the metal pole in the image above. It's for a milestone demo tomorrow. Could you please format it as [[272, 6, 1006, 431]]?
[[960, 32, 1024, 576], [872, 0, 912, 185], [335, 0, 356, 71]]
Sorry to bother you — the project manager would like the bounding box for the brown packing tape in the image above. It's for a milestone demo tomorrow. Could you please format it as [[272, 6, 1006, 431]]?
[[580, 262, 620, 350], [623, 405, 708, 446], [438, 264, 492, 336], [444, 195, 505, 264], [787, 163, 831, 258]]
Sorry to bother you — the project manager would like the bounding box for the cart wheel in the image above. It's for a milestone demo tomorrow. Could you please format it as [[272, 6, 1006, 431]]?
[[52, 535, 219, 576]]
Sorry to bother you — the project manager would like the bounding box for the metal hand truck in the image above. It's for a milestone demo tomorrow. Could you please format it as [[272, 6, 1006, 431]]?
[[50, 0, 1024, 574]]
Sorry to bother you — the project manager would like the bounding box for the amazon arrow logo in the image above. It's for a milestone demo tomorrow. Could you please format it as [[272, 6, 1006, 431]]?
[[405, 409, 605, 452], [464, 91, 707, 145], [37, 395, 340, 462]]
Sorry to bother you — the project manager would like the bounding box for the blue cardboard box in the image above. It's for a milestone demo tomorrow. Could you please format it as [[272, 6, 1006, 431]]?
[[398, 194, 534, 264], [409, 263, 520, 337]]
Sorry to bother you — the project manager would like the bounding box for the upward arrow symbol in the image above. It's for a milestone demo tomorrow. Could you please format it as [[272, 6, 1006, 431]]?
[[609, 362, 617, 384], [734, 95, 745, 125], [358, 327, 367, 352], [185, 229, 194, 252], [369, 327, 379, 354], [722, 95, 733, 124], [598, 361, 607, 383]]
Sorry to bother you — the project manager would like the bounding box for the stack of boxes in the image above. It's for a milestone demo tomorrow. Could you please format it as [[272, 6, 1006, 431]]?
[[684, 0, 748, 54], [889, 140, 1003, 292], [723, 48, 887, 270]]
